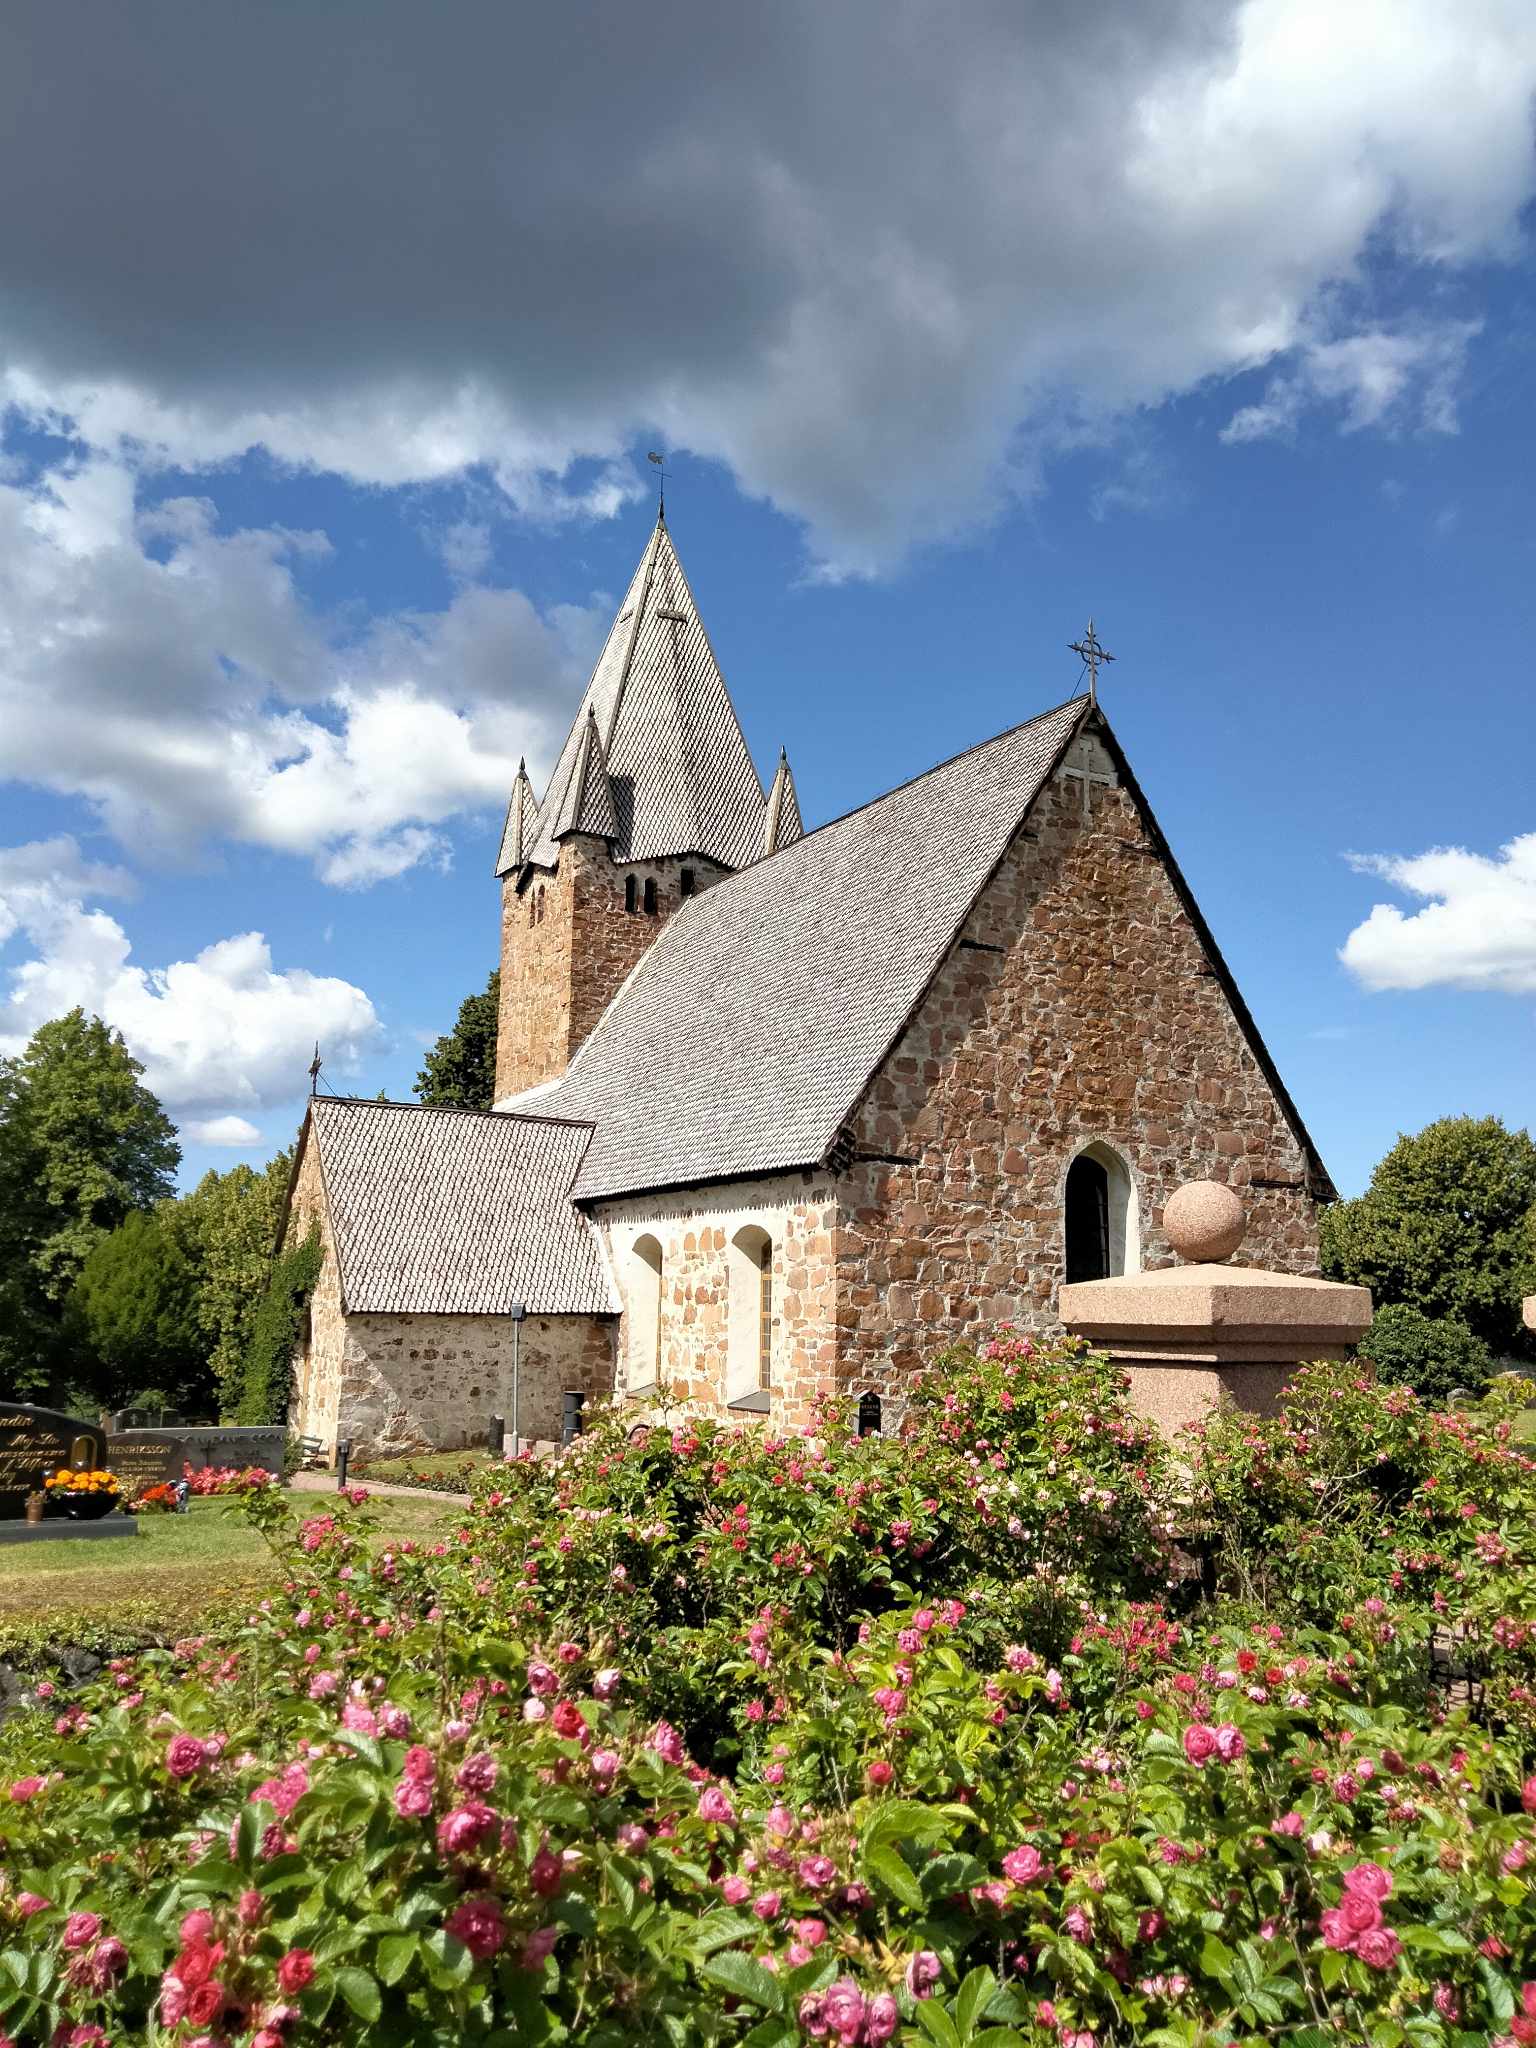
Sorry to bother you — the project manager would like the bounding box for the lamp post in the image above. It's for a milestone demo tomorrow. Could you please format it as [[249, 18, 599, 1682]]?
[[508, 1302, 527, 1459]]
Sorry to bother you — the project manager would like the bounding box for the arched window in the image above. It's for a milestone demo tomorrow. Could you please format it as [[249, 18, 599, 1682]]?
[[643, 877, 658, 916], [1064, 1144, 1139, 1283], [527, 892, 535, 928], [680, 868, 696, 898], [727, 1225, 773, 1406], [629, 1235, 663, 1393], [536, 887, 546, 925], [625, 874, 638, 914]]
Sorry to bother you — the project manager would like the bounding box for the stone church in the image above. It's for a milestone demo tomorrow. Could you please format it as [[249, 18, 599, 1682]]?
[[283, 515, 1333, 1458]]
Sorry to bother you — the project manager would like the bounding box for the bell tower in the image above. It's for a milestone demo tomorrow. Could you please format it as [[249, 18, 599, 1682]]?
[[492, 516, 802, 1104]]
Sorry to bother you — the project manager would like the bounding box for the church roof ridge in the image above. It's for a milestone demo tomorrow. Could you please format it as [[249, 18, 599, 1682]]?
[[552, 707, 620, 842], [511, 517, 770, 876], [307, 1092, 598, 1132]]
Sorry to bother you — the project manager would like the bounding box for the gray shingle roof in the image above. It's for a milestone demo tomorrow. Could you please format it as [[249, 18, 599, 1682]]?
[[762, 749, 804, 856], [551, 709, 620, 842], [306, 1097, 617, 1315], [513, 520, 769, 874], [531, 697, 1088, 1201]]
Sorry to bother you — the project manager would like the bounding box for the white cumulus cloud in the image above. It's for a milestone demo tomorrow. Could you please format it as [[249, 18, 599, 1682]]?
[[0, 453, 608, 882], [1340, 836, 1536, 994], [184, 1115, 264, 1147], [0, 838, 383, 1115]]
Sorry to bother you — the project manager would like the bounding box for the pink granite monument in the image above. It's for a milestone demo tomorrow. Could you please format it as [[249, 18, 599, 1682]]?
[[1059, 1180, 1373, 1437]]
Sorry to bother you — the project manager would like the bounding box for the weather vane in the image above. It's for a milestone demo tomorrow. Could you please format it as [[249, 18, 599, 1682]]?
[[647, 450, 669, 522], [308, 1042, 323, 1097], [1068, 619, 1115, 708]]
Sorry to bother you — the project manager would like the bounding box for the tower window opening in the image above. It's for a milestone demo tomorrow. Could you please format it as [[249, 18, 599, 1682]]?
[[680, 868, 696, 898], [535, 887, 546, 925], [527, 893, 535, 928], [643, 878, 658, 916], [625, 874, 638, 914], [629, 1235, 663, 1392], [728, 1224, 774, 1404]]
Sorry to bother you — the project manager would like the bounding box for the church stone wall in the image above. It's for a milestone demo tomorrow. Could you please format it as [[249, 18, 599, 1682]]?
[[333, 1311, 617, 1460], [286, 1134, 348, 1450], [593, 1172, 839, 1422], [495, 841, 728, 1103], [833, 737, 1321, 1397]]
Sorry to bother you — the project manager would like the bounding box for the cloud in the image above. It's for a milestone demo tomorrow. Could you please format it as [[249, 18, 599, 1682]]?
[[1340, 836, 1536, 994], [0, 838, 383, 1113], [1221, 320, 1480, 443], [185, 1115, 263, 1146], [0, 452, 608, 882], [0, 0, 1528, 573]]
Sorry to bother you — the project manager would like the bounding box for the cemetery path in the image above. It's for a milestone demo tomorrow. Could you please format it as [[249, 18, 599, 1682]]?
[[290, 1471, 470, 1504]]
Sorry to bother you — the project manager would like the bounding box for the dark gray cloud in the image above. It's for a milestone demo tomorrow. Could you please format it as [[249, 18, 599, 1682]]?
[[2, 0, 1530, 569]]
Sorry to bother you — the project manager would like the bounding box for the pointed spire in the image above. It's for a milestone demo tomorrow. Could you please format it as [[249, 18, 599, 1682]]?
[[762, 747, 804, 856], [518, 518, 768, 874], [494, 757, 539, 877], [551, 708, 620, 843]]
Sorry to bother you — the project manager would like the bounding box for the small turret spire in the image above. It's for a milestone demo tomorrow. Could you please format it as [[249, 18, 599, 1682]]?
[[551, 708, 620, 843], [494, 756, 539, 877], [763, 747, 804, 856]]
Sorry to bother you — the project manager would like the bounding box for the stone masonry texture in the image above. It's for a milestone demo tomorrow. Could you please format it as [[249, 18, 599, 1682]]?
[[495, 839, 727, 1100], [832, 740, 1321, 1399]]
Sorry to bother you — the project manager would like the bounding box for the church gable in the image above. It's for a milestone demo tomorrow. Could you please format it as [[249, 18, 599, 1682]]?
[[834, 713, 1327, 1384]]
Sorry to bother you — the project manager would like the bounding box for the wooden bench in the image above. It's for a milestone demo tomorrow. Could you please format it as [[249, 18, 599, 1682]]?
[[295, 1435, 328, 1470]]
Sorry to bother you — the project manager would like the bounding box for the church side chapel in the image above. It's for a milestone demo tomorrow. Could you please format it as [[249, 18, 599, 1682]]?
[[282, 514, 1333, 1459]]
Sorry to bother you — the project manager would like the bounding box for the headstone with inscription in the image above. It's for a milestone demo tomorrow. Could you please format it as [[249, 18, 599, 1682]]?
[[105, 1434, 188, 1494], [0, 1404, 108, 1519]]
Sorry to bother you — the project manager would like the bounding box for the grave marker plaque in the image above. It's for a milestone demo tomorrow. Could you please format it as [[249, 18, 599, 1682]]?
[[105, 1435, 187, 1493], [0, 1404, 108, 1519]]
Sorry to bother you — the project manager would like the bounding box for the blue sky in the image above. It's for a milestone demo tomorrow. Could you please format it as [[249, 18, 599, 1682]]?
[[0, 1, 1533, 1200]]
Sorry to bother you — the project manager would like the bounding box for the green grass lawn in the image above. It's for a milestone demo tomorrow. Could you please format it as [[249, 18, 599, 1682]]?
[[351, 1446, 500, 1491], [0, 1492, 461, 1661]]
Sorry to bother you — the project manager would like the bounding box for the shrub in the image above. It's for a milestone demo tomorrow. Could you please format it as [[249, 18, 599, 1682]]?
[[1, 1338, 1532, 2047], [1357, 1301, 1493, 1402]]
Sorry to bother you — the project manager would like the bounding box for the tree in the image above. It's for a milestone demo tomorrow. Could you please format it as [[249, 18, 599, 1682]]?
[[69, 1209, 209, 1410], [415, 970, 500, 1110], [1356, 1302, 1493, 1404], [236, 1228, 323, 1424], [173, 1151, 293, 1412], [1322, 1115, 1536, 1360], [0, 1010, 180, 1397]]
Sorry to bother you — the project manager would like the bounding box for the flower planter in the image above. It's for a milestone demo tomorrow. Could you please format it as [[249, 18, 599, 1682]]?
[[58, 1493, 117, 1520]]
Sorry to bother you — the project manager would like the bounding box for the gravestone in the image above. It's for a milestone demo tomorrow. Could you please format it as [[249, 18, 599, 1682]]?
[[0, 1404, 108, 1519], [105, 1433, 187, 1493]]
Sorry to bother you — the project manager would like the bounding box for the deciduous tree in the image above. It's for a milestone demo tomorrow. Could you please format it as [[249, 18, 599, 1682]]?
[[415, 970, 499, 1111]]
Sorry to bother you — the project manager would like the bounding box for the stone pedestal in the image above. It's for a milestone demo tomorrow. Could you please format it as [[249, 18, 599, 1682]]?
[[1059, 1180, 1372, 1436]]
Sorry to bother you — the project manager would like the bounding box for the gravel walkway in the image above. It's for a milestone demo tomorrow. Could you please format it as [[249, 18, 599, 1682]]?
[[289, 1470, 471, 1505]]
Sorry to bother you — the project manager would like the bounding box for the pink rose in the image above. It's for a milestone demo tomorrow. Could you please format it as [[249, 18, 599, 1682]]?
[[1353, 1927, 1402, 1971], [719, 1875, 751, 1905], [530, 1848, 564, 1898], [1182, 1724, 1218, 1765], [905, 1950, 941, 1999], [1342, 1861, 1393, 1901], [166, 1734, 208, 1780], [798, 1855, 836, 1889], [1273, 1811, 1304, 1836], [445, 1895, 504, 1962], [551, 1700, 585, 1740], [753, 1891, 782, 1921], [822, 1979, 867, 2045], [865, 1992, 899, 2043], [394, 1774, 434, 1818], [1522, 1776, 1536, 1816], [865, 1760, 893, 1789], [698, 1785, 736, 1825], [592, 1667, 623, 1700], [519, 1926, 559, 1970], [1213, 1723, 1245, 1763], [1340, 1890, 1382, 1935], [650, 1721, 687, 1765], [456, 1752, 498, 1795], [185, 1980, 227, 2027], [1319, 1908, 1354, 1951], [437, 1800, 498, 1856], [63, 1912, 101, 1951], [8, 1776, 45, 1803], [1002, 1844, 1043, 1885], [16, 1893, 50, 1917]]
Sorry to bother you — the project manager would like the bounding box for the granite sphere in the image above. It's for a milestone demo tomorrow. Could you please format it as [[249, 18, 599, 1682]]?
[[1163, 1180, 1246, 1263]]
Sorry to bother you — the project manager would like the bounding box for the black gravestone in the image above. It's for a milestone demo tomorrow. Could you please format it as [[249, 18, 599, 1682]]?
[[0, 1404, 108, 1519], [105, 1434, 188, 1493]]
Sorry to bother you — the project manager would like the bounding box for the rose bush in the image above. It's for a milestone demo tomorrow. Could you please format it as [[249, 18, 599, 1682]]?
[[1, 1336, 1533, 2047]]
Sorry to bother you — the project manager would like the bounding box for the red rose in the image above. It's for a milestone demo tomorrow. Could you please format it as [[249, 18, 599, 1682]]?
[[276, 1948, 316, 1996], [551, 1701, 584, 1740], [185, 1979, 226, 2027]]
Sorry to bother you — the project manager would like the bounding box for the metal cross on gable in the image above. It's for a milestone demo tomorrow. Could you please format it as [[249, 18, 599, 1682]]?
[[1060, 736, 1116, 819], [1069, 618, 1115, 708]]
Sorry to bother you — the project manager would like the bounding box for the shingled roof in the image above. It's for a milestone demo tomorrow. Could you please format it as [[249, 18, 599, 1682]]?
[[300, 1097, 616, 1315], [526, 697, 1089, 1200], [502, 518, 785, 877]]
